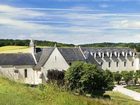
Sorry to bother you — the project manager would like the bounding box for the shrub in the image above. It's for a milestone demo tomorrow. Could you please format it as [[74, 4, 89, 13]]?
[[47, 69, 65, 86], [65, 61, 114, 96]]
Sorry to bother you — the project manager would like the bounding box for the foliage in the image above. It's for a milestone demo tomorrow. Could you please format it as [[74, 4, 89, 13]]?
[[47, 69, 65, 86], [0, 76, 139, 105], [0, 77, 116, 105], [133, 70, 140, 84], [80, 42, 140, 52], [113, 71, 122, 85], [65, 61, 114, 96], [121, 71, 134, 85], [0, 39, 74, 47], [1, 39, 140, 52]]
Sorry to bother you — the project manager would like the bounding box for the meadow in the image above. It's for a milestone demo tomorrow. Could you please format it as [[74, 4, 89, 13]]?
[[0, 46, 30, 53], [0, 77, 139, 105]]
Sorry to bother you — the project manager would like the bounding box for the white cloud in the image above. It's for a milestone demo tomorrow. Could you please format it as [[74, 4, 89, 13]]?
[[0, 4, 140, 44], [0, 5, 45, 17]]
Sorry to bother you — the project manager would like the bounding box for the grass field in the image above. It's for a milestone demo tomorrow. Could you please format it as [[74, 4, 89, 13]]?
[[0, 46, 30, 53], [125, 85, 140, 93], [0, 77, 139, 105]]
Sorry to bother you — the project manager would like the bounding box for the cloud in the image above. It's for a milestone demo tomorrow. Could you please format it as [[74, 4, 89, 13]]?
[[0, 5, 45, 17], [0, 4, 140, 44], [99, 4, 109, 8]]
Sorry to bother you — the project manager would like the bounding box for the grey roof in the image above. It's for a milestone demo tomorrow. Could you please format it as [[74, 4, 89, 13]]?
[[81, 47, 135, 53], [103, 57, 112, 62], [0, 53, 35, 66], [95, 57, 104, 63], [34, 48, 54, 70], [111, 57, 119, 62], [58, 48, 85, 64]]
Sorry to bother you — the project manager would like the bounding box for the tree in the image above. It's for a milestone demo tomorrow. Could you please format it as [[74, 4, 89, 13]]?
[[65, 61, 114, 96], [134, 70, 140, 84], [121, 71, 134, 85], [113, 71, 122, 85]]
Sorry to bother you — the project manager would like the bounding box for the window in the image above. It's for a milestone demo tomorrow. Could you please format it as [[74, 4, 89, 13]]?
[[24, 69, 27, 78], [108, 62, 111, 67], [116, 62, 119, 67], [55, 56, 57, 61], [132, 61, 134, 66], [69, 62, 72, 66], [100, 62, 103, 66], [14, 70, 19, 73], [124, 62, 126, 67]]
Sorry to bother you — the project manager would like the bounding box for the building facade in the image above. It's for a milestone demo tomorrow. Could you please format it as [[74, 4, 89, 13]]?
[[0, 40, 140, 84]]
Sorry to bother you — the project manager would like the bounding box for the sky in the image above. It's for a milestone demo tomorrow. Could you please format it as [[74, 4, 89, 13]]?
[[1, 0, 140, 44]]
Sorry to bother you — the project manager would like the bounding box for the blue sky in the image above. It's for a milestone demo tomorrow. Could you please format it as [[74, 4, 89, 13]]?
[[0, 0, 140, 44]]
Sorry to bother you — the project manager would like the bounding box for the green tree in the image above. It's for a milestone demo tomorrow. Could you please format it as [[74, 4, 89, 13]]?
[[65, 61, 114, 96], [134, 70, 140, 84], [121, 71, 134, 85], [113, 71, 122, 85]]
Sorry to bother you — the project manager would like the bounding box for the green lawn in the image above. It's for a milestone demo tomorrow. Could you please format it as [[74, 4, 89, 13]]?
[[125, 85, 140, 93], [0, 77, 139, 105]]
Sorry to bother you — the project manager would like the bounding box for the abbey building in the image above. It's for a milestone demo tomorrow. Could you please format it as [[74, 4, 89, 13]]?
[[0, 40, 139, 85]]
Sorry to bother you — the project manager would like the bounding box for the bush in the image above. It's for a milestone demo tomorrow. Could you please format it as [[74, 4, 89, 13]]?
[[47, 69, 65, 86], [65, 61, 114, 96]]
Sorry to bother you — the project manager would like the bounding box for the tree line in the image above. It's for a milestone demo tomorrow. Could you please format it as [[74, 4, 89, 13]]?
[[1, 39, 140, 52], [80, 42, 140, 52], [0, 39, 75, 47]]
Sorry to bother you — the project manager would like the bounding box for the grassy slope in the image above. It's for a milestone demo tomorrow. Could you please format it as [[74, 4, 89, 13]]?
[[0, 46, 30, 53], [125, 85, 140, 93], [0, 77, 139, 105]]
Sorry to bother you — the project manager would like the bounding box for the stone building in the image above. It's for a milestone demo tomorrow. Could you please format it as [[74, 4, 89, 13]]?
[[0, 40, 139, 84]]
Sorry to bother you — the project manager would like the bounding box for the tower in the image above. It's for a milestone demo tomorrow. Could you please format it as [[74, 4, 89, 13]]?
[[29, 39, 36, 55], [29, 39, 37, 64]]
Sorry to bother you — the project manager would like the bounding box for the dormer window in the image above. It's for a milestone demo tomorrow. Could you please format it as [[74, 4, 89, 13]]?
[[94, 53, 96, 58], [122, 52, 125, 56], [96, 53, 99, 57], [107, 52, 109, 57], [98, 52, 101, 57], [90, 52, 93, 56], [100, 53, 103, 58], [129, 51, 132, 56], [120, 52, 123, 56], [104, 53, 107, 57], [114, 52, 117, 56]]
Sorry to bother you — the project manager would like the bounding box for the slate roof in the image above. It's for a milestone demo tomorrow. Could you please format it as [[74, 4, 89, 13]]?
[[81, 47, 135, 53], [34, 48, 54, 70], [0, 53, 35, 66], [58, 48, 85, 64]]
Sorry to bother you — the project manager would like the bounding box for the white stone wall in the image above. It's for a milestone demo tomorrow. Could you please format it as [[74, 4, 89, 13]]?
[[135, 57, 140, 70], [0, 66, 42, 85], [42, 48, 69, 81], [43, 47, 69, 71], [101, 58, 136, 72]]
